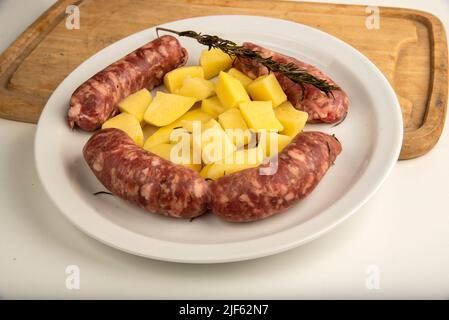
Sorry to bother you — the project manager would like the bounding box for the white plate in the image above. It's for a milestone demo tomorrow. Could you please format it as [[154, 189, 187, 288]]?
[[35, 15, 402, 263]]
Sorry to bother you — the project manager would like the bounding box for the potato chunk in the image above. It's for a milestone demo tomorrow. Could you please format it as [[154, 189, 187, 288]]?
[[143, 109, 212, 148], [238, 101, 284, 132], [246, 73, 287, 107], [143, 92, 196, 127], [218, 108, 252, 146], [258, 131, 292, 157], [274, 101, 308, 137], [200, 48, 234, 79], [102, 113, 144, 147], [118, 88, 152, 123], [177, 76, 215, 101], [227, 68, 253, 87], [144, 143, 201, 172], [201, 96, 227, 118], [193, 119, 235, 164], [163, 66, 204, 93], [216, 71, 250, 109], [200, 148, 264, 181]]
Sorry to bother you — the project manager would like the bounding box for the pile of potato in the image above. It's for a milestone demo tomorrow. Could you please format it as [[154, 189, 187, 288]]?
[[101, 48, 308, 180]]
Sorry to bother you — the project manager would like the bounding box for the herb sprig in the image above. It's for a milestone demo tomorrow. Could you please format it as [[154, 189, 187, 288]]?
[[156, 28, 339, 97]]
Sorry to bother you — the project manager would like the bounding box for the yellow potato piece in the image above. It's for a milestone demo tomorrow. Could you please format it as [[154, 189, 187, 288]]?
[[177, 76, 215, 101], [258, 131, 292, 157], [218, 108, 252, 146], [238, 101, 284, 132], [201, 96, 228, 118], [144, 143, 201, 172], [200, 148, 264, 181], [143, 109, 212, 149], [227, 68, 253, 88], [163, 66, 204, 93], [274, 101, 308, 137], [200, 48, 234, 79], [216, 71, 250, 109], [143, 91, 196, 127], [247, 73, 287, 107], [118, 88, 152, 123], [102, 113, 144, 147], [193, 119, 235, 164]]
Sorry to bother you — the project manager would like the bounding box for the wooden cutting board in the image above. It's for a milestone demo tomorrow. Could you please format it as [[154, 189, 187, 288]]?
[[0, 0, 447, 160]]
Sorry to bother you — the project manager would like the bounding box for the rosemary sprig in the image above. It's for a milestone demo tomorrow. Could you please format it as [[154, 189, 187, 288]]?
[[156, 28, 339, 97]]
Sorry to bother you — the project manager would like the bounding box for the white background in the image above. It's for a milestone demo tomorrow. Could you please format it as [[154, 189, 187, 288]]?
[[0, 0, 448, 299]]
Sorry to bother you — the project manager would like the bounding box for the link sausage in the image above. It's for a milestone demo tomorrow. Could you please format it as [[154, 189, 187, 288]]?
[[234, 43, 349, 124], [83, 128, 211, 218], [68, 35, 188, 131], [210, 132, 342, 222]]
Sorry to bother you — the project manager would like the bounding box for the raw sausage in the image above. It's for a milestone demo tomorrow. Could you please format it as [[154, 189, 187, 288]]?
[[68, 35, 188, 131], [83, 128, 211, 218], [210, 132, 341, 222], [234, 43, 349, 124]]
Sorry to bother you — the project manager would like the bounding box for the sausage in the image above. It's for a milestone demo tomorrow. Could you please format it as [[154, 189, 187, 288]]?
[[210, 132, 341, 222], [234, 43, 349, 124], [68, 35, 188, 131], [83, 128, 211, 218]]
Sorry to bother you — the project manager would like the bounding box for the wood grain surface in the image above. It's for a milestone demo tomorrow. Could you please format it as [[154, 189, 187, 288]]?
[[0, 0, 447, 159]]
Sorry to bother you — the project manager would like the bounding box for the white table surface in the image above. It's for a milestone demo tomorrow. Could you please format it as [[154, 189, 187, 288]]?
[[1, 0, 448, 299]]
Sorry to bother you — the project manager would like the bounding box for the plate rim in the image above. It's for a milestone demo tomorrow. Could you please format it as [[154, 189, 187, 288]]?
[[34, 15, 403, 263]]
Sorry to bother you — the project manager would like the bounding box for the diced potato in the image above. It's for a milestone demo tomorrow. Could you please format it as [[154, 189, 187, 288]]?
[[200, 148, 264, 181], [246, 73, 287, 107], [238, 101, 284, 132], [193, 119, 235, 164], [200, 48, 234, 79], [177, 76, 215, 101], [143, 109, 212, 148], [227, 68, 253, 88], [102, 113, 144, 147], [201, 96, 227, 118], [118, 88, 152, 123], [143, 92, 196, 126], [218, 108, 252, 146], [200, 164, 212, 180], [258, 131, 292, 157], [163, 66, 204, 93], [144, 143, 201, 172], [216, 71, 250, 109], [274, 101, 308, 137]]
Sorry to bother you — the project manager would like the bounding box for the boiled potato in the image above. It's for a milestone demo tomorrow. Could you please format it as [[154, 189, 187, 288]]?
[[274, 101, 308, 137], [177, 76, 215, 101], [201, 96, 227, 118], [163, 66, 204, 93], [200, 148, 264, 181], [218, 108, 252, 146], [246, 73, 287, 107], [118, 88, 152, 123], [215, 71, 250, 109], [193, 119, 235, 164], [144, 143, 201, 172], [238, 101, 284, 132], [143, 109, 212, 148], [200, 48, 234, 79], [102, 113, 144, 147], [227, 68, 253, 88], [143, 92, 196, 127], [258, 131, 292, 157]]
